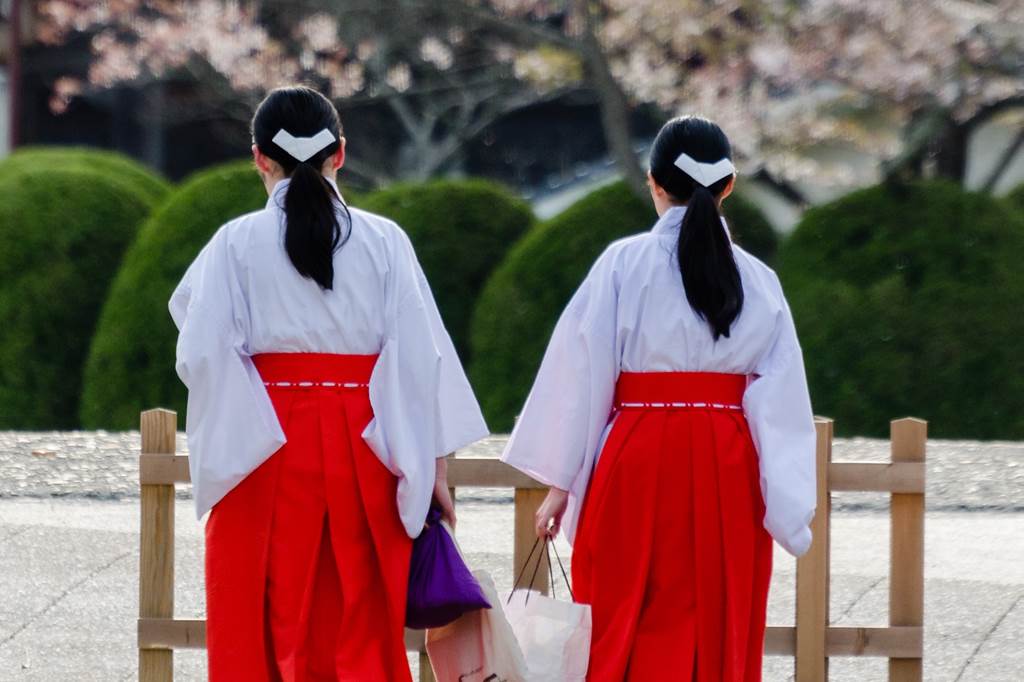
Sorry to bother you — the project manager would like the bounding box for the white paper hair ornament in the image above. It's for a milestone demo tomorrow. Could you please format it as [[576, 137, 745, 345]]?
[[673, 152, 735, 187], [271, 128, 336, 162]]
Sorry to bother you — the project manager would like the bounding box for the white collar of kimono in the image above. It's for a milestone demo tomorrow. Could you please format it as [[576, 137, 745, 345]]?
[[266, 176, 344, 210], [652, 204, 732, 241]]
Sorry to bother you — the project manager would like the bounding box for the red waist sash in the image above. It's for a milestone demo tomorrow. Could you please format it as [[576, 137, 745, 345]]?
[[614, 371, 746, 410], [253, 352, 378, 389]]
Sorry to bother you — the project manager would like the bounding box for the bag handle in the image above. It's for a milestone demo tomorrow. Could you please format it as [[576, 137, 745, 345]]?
[[545, 535, 556, 601], [551, 538, 574, 602], [507, 536, 575, 605], [507, 536, 544, 605]]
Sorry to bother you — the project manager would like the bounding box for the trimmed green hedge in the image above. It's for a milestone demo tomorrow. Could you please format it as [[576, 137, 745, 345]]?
[[0, 168, 155, 428], [1007, 182, 1024, 215], [778, 180, 1024, 438], [727, 193, 779, 264], [469, 182, 654, 430], [0, 146, 169, 205], [468, 181, 778, 430], [358, 179, 534, 360], [80, 161, 268, 428]]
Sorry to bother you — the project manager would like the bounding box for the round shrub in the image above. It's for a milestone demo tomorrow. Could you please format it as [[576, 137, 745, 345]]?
[[80, 161, 268, 429], [0, 146, 169, 205], [1007, 182, 1024, 215], [358, 179, 534, 360], [0, 168, 155, 428], [469, 182, 654, 430], [778, 180, 1024, 438]]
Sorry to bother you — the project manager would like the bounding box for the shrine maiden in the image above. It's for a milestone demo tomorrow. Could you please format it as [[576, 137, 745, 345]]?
[[170, 86, 487, 681], [502, 116, 816, 681]]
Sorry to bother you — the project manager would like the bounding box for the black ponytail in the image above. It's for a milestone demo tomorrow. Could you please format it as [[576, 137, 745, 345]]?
[[252, 86, 350, 290], [649, 116, 743, 341]]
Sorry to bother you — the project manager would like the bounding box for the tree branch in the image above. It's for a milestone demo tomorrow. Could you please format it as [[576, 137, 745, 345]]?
[[884, 95, 1024, 184], [962, 96, 1024, 135], [749, 167, 810, 206], [364, 59, 429, 146], [418, 85, 575, 177], [441, 1, 578, 51]]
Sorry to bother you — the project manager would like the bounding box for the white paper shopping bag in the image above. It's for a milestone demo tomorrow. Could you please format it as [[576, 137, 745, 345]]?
[[503, 537, 591, 681], [425, 570, 530, 682], [505, 590, 591, 682]]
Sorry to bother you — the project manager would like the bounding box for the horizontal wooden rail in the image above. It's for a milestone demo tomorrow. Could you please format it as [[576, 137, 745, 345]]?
[[765, 626, 922, 657], [139, 618, 205, 649], [829, 462, 925, 493], [764, 626, 796, 655], [140, 454, 545, 489], [445, 458, 545, 489], [139, 619, 921, 659], [139, 618, 427, 653], [140, 454, 190, 484], [142, 454, 924, 493], [827, 626, 922, 658]]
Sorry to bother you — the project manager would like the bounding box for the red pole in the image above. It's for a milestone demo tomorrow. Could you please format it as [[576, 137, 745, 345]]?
[[8, 0, 23, 150]]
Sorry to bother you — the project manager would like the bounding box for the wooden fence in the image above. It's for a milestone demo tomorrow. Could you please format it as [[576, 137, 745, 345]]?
[[137, 409, 925, 681]]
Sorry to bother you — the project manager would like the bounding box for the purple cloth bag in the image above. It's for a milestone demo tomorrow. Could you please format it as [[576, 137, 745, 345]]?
[[406, 506, 492, 629]]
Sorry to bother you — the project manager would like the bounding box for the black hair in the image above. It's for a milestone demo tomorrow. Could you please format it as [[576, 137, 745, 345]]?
[[252, 85, 350, 290], [649, 115, 743, 341]]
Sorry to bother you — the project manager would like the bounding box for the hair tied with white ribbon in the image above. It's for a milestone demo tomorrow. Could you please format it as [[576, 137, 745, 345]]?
[[673, 152, 735, 188], [272, 128, 336, 163]]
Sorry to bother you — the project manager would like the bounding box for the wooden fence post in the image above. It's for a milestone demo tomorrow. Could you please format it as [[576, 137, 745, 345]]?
[[889, 418, 926, 682], [139, 409, 178, 682], [795, 418, 833, 681], [513, 488, 549, 596]]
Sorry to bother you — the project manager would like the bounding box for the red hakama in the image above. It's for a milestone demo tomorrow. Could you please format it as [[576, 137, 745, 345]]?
[[572, 372, 772, 681], [205, 353, 413, 682]]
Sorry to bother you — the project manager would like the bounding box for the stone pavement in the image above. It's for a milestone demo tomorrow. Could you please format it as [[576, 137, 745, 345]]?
[[1, 497, 1022, 681]]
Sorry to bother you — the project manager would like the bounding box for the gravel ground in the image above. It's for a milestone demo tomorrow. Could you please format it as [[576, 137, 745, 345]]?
[[2, 431, 1022, 512]]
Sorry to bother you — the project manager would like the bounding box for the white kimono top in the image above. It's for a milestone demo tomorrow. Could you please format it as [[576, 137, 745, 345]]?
[[169, 177, 488, 537], [501, 205, 816, 556]]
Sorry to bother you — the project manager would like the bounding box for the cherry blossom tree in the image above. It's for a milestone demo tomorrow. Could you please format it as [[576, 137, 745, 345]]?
[[32, 0, 1024, 193], [34, 0, 574, 181], [744, 0, 1024, 188], [470, 0, 1024, 191]]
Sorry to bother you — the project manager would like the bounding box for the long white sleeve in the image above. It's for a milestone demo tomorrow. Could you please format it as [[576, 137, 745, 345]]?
[[170, 226, 285, 519], [743, 293, 817, 557], [501, 250, 619, 539], [364, 228, 489, 538]]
